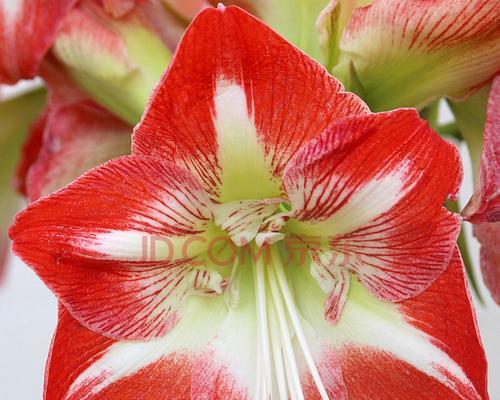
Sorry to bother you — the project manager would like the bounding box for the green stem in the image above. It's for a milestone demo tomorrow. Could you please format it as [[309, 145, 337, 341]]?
[[437, 122, 463, 141], [419, 100, 440, 130]]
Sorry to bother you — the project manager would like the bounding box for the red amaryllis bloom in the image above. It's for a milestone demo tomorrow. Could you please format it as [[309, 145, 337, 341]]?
[[10, 6, 487, 399]]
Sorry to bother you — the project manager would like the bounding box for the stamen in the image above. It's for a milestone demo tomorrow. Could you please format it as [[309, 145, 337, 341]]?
[[254, 253, 273, 398], [255, 231, 285, 248], [224, 256, 241, 309], [271, 247, 330, 400], [267, 261, 304, 400], [310, 249, 351, 324], [186, 268, 224, 296], [214, 238, 330, 398], [268, 301, 290, 400]]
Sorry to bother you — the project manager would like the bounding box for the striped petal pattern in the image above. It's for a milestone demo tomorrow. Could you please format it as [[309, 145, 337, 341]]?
[[43, 250, 487, 400], [10, 156, 216, 340], [332, 0, 500, 111], [284, 110, 462, 304], [132, 5, 367, 200], [463, 75, 500, 224]]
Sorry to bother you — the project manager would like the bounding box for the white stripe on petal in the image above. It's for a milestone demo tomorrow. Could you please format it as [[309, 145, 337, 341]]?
[[2, 0, 23, 20], [333, 281, 477, 398], [74, 230, 195, 262], [287, 264, 480, 399], [65, 288, 258, 399], [294, 163, 416, 237], [213, 79, 280, 201]]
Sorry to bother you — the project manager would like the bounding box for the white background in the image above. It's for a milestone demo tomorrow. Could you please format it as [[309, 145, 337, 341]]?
[[0, 97, 498, 399]]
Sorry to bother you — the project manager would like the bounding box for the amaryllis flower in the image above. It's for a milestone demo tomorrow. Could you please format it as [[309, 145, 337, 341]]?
[[320, 0, 500, 111], [451, 75, 500, 304], [11, 6, 487, 399]]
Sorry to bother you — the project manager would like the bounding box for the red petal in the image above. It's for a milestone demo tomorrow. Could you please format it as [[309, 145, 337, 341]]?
[[338, 249, 488, 399], [0, 0, 77, 83], [14, 109, 48, 197], [285, 109, 462, 302], [133, 5, 367, 198], [45, 307, 248, 399], [25, 100, 131, 201], [44, 306, 116, 399], [13, 59, 132, 201], [475, 222, 500, 304], [45, 249, 487, 399], [463, 75, 500, 224], [10, 156, 214, 340]]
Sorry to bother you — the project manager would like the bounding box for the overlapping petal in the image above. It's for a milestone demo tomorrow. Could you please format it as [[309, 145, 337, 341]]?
[[13, 58, 132, 202], [43, 249, 487, 400], [462, 75, 500, 224], [474, 222, 500, 304], [133, 5, 367, 201], [45, 298, 252, 400], [0, 0, 76, 83], [332, 0, 500, 111], [284, 109, 462, 303], [10, 156, 217, 340], [24, 101, 132, 202], [292, 248, 487, 400]]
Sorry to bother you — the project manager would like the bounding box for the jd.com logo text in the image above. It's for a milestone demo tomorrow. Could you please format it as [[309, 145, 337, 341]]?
[[138, 235, 362, 268]]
